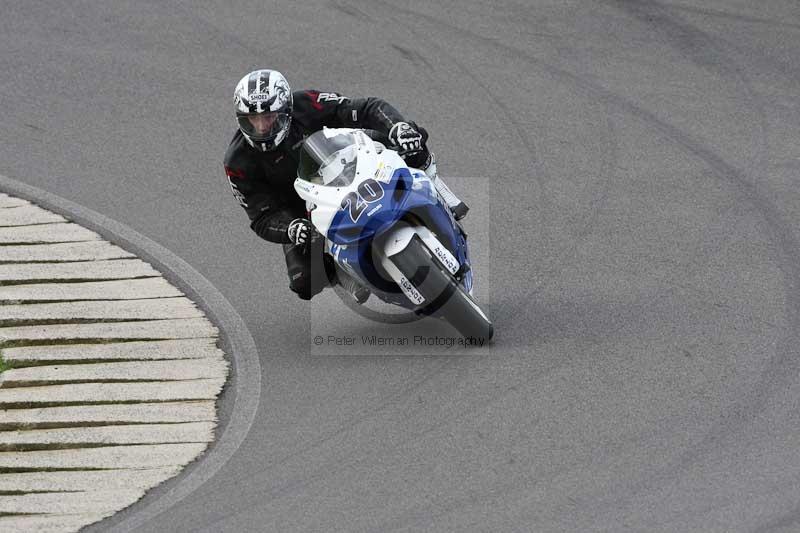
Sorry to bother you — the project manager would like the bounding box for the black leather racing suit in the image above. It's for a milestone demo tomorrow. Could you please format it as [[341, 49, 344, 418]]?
[[223, 90, 415, 299]]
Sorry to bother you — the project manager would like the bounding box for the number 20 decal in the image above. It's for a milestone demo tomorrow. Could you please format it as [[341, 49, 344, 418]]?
[[340, 178, 385, 222]]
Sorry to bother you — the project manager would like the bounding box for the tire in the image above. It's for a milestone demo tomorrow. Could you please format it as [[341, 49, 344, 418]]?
[[389, 236, 494, 341]]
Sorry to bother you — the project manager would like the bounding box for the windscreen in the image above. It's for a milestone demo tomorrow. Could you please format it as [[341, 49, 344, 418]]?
[[297, 130, 361, 187]]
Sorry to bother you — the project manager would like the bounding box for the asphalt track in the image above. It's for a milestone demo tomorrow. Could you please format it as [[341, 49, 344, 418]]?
[[2, 1, 800, 531]]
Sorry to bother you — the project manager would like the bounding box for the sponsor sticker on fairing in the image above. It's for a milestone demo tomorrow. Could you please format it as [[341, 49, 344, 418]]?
[[411, 172, 432, 191], [399, 276, 425, 305], [374, 162, 393, 183], [433, 245, 459, 273], [295, 180, 314, 193]]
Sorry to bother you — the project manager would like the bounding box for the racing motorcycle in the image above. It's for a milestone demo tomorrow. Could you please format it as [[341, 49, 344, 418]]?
[[294, 128, 493, 341]]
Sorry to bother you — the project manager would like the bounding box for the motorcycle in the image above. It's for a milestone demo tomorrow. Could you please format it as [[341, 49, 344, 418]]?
[[294, 128, 493, 341]]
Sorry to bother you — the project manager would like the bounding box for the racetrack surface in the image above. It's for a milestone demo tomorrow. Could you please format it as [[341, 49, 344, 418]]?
[[2, 1, 800, 531]]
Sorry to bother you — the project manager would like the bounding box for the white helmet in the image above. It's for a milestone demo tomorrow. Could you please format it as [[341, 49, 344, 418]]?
[[233, 69, 293, 152]]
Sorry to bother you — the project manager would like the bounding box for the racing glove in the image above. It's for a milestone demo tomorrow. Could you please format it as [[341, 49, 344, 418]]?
[[389, 121, 431, 169], [287, 218, 312, 247], [389, 121, 425, 155]]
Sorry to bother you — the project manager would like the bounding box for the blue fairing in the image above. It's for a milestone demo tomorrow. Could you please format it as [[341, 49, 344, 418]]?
[[327, 168, 473, 296], [328, 168, 414, 245]]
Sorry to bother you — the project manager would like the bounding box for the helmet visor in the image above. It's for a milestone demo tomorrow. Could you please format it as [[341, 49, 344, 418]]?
[[237, 112, 290, 143]]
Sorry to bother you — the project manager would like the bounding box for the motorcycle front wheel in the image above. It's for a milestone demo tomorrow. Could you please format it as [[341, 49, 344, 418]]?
[[389, 235, 494, 341]]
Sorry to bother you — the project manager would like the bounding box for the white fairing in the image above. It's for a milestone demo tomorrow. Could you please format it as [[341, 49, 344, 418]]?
[[294, 128, 462, 306], [294, 129, 403, 236], [378, 222, 417, 257], [293, 177, 339, 235]]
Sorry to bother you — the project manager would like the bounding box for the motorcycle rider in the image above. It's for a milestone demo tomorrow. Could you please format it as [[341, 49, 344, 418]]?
[[224, 69, 467, 301]]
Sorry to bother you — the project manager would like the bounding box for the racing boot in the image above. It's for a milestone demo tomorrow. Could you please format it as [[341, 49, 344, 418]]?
[[423, 153, 469, 220], [336, 269, 370, 304]]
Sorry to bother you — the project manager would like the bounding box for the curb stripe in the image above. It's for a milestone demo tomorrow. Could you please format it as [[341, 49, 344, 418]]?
[[0, 278, 183, 302], [0, 175, 260, 533], [0, 242, 135, 263], [1, 339, 220, 364], [0, 193, 232, 532]]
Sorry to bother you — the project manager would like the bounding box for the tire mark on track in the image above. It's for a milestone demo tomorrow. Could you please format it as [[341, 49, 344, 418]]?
[[329, 0, 375, 23], [189, 357, 455, 531], [357, 0, 621, 334], [607, 3, 800, 531], [360, 1, 773, 350], [506, 3, 797, 529], [355, 1, 757, 345], [374, 0, 798, 429], [317, 2, 800, 530], [605, 0, 782, 469], [651, 0, 800, 32]]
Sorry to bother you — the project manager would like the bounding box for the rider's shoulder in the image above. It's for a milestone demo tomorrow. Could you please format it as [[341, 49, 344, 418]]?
[[294, 89, 348, 108], [224, 130, 252, 165]]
